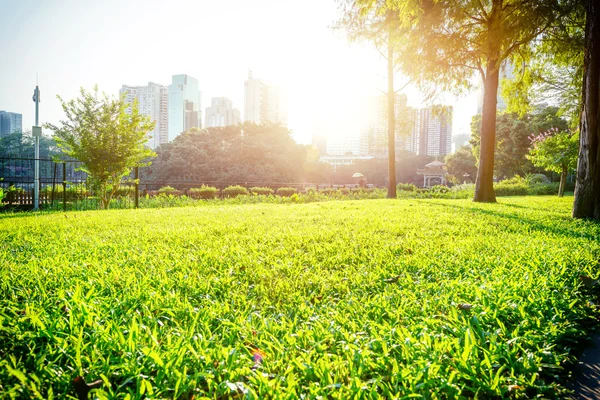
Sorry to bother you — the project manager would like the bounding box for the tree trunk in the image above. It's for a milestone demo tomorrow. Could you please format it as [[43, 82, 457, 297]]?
[[387, 31, 397, 199], [559, 165, 567, 197], [474, 62, 500, 203], [573, 0, 600, 219]]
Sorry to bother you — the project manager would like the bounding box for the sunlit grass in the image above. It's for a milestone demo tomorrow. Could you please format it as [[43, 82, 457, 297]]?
[[1, 196, 599, 399]]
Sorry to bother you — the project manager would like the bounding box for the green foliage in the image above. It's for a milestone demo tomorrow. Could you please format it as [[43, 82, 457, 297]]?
[[528, 130, 579, 175], [275, 187, 297, 197], [40, 183, 89, 200], [528, 182, 560, 195], [526, 173, 551, 184], [444, 146, 477, 184], [189, 186, 218, 199], [250, 187, 275, 196], [470, 108, 570, 179], [146, 123, 307, 184], [429, 185, 449, 194], [494, 180, 529, 196], [396, 182, 416, 192], [503, 1, 585, 127], [158, 186, 180, 195], [223, 185, 249, 198], [1, 197, 599, 398], [0, 131, 60, 159], [45, 86, 155, 209]]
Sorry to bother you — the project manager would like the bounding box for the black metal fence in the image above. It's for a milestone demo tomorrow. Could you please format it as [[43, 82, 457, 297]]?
[[1, 157, 370, 212], [2, 157, 89, 211]]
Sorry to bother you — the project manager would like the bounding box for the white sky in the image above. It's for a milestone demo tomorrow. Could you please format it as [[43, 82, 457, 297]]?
[[0, 0, 478, 144]]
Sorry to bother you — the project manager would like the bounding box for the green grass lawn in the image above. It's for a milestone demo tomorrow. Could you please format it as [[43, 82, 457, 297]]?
[[1, 196, 599, 399]]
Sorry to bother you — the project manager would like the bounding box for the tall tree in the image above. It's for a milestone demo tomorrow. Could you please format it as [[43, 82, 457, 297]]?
[[46, 87, 155, 209], [381, 0, 559, 202], [573, 0, 600, 219], [337, 1, 415, 198]]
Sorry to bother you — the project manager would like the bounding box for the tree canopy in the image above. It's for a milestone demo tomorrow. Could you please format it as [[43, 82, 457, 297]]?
[[470, 106, 569, 179], [46, 87, 155, 209], [528, 128, 578, 196], [144, 123, 308, 184]]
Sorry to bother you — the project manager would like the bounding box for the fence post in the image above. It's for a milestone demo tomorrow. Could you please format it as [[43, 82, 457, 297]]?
[[62, 163, 67, 212], [134, 166, 139, 209]]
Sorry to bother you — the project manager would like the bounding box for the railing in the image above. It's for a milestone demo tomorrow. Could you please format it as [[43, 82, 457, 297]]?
[[1, 157, 376, 212]]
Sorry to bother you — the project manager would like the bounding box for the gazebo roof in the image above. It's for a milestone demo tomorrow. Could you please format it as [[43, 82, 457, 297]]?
[[425, 160, 444, 168]]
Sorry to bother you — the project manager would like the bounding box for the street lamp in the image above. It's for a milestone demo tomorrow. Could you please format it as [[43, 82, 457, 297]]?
[[32, 84, 41, 211]]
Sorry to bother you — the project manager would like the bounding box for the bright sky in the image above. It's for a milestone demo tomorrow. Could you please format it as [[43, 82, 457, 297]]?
[[0, 0, 477, 145]]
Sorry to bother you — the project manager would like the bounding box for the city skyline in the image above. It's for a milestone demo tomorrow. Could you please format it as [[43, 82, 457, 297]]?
[[0, 0, 479, 146]]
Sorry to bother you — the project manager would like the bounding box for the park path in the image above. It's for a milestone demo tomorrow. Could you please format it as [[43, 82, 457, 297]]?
[[570, 334, 600, 399]]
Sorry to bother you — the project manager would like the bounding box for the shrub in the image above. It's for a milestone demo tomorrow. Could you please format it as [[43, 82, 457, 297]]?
[[158, 186, 181, 196], [494, 182, 528, 196], [526, 173, 551, 184], [527, 183, 559, 196], [429, 185, 449, 194], [276, 187, 297, 197], [189, 185, 218, 199], [223, 185, 249, 198], [114, 185, 134, 197], [40, 184, 89, 200], [397, 183, 417, 192], [251, 187, 275, 196]]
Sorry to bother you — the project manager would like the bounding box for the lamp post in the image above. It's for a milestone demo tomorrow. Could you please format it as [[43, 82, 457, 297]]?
[[32, 85, 41, 211]]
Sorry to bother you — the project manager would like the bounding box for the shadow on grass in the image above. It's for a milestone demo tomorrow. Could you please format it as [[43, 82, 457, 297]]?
[[420, 199, 600, 241]]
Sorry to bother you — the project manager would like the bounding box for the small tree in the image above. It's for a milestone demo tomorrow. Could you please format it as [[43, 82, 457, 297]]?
[[527, 128, 579, 197], [445, 146, 478, 184], [46, 87, 155, 209]]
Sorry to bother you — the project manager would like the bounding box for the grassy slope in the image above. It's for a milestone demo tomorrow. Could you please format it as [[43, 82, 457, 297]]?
[[1, 197, 599, 399]]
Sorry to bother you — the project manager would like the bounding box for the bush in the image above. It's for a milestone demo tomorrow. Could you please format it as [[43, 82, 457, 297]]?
[[114, 185, 134, 197], [250, 187, 274, 196], [189, 185, 218, 199], [397, 183, 417, 192], [429, 185, 449, 194], [158, 186, 181, 196], [276, 187, 297, 197], [527, 183, 559, 196], [494, 182, 528, 196], [40, 184, 89, 200], [526, 173, 551, 184], [223, 185, 249, 198]]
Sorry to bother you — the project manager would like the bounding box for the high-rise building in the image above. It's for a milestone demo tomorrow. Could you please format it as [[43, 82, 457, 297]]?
[[244, 70, 287, 125], [120, 82, 168, 149], [417, 106, 453, 156], [204, 97, 241, 128], [0, 111, 23, 138], [168, 74, 202, 142], [362, 94, 415, 157]]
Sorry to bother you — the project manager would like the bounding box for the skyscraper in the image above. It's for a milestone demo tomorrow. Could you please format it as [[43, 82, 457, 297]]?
[[363, 94, 412, 157], [204, 97, 241, 128], [0, 111, 23, 138], [120, 82, 168, 149], [168, 74, 202, 142], [417, 106, 453, 156], [244, 70, 287, 125]]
